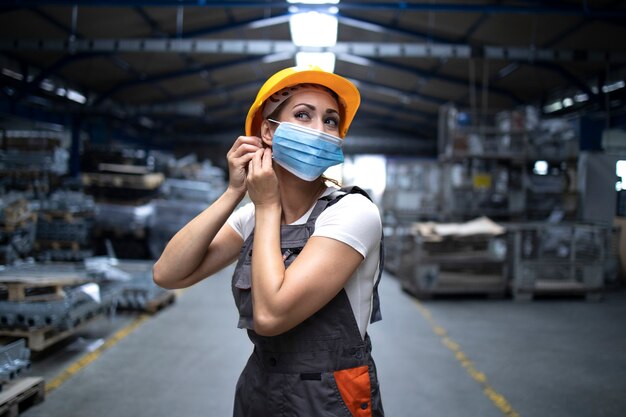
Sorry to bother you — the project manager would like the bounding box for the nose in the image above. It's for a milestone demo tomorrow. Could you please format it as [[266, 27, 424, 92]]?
[[311, 117, 325, 132]]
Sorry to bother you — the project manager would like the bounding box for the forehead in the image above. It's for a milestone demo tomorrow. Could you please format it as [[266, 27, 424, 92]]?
[[286, 89, 339, 110]]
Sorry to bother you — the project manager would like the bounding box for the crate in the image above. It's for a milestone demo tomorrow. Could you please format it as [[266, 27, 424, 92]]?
[[509, 223, 610, 300], [389, 218, 509, 298], [0, 377, 45, 416]]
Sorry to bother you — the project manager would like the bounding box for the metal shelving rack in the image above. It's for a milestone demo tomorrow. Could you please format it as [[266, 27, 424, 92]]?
[[437, 105, 580, 222]]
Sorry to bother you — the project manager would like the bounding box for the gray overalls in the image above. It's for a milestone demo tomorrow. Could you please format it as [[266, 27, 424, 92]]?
[[231, 187, 384, 417]]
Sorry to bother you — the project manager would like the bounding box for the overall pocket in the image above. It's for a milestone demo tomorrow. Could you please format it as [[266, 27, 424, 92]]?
[[331, 365, 373, 417]]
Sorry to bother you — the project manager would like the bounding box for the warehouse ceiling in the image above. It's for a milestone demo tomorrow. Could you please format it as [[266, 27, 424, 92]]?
[[1, 1, 626, 156]]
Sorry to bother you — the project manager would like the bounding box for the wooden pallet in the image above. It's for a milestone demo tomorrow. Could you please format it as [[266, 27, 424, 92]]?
[[0, 203, 32, 231], [0, 275, 88, 302], [39, 211, 93, 224], [0, 313, 104, 352], [144, 291, 176, 314], [0, 377, 45, 417], [0, 214, 37, 234], [34, 240, 84, 252]]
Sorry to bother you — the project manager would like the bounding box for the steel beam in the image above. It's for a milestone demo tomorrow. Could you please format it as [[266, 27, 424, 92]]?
[[2, 38, 624, 64]]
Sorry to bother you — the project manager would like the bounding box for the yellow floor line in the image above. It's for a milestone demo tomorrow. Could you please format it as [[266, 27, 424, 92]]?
[[413, 299, 521, 417], [45, 314, 151, 393], [46, 288, 187, 394]]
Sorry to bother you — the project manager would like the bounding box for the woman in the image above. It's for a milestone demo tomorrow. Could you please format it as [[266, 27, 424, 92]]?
[[153, 66, 384, 417]]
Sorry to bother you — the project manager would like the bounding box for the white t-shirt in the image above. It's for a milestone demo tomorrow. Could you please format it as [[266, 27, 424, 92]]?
[[226, 187, 382, 339]]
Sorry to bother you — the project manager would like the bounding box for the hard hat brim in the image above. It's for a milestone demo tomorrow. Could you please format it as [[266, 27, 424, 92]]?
[[245, 68, 361, 138]]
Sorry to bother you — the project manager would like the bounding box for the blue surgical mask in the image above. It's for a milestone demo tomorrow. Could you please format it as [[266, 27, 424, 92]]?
[[268, 120, 344, 182]]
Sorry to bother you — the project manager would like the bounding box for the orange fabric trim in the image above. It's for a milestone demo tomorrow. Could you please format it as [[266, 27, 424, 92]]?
[[333, 365, 372, 417]]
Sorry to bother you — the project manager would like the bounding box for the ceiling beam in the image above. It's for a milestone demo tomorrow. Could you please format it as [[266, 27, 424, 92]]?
[[5, 2, 626, 18], [3, 38, 624, 65], [93, 55, 265, 105], [26, 7, 174, 101]]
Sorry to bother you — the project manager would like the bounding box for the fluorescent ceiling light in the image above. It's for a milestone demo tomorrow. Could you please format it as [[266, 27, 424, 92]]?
[[288, 0, 339, 4], [574, 92, 589, 103], [617, 160, 626, 179], [1, 68, 23, 81], [290, 12, 338, 47], [67, 89, 86, 104], [296, 52, 336, 73], [617, 160, 626, 191], [602, 80, 625, 94], [543, 101, 563, 113], [533, 160, 549, 176]]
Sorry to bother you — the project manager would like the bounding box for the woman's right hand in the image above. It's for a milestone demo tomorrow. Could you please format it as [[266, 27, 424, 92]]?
[[226, 135, 262, 194]]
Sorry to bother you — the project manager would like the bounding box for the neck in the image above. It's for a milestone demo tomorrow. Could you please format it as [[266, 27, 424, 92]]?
[[276, 168, 327, 224]]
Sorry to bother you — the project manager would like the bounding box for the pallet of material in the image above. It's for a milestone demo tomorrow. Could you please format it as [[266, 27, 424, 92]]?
[[144, 290, 176, 314], [0, 214, 37, 234], [0, 275, 88, 302], [401, 265, 508, 300], [0, 271, 89, 301], [0, 313, 104, 352], [39, 211, 93, 224], [81, 172, 164, 190], [0, 376, 45, 416], [0, 201, 31, 229]]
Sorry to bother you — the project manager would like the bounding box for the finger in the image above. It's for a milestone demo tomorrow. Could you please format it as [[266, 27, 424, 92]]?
[[234, 135, 262, 149], [228, 136, 261, 158], [248, 149, 263, 176], [230, 143, 261, 159], [235, 152, 256, 166], [261, 148, 273, 171]]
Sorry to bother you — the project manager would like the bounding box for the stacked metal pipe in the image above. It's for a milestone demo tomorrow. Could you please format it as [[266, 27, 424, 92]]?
[[0, 193, 37, 265], [85, 257, 170, 311], [0, 262, 121, 331], [34, 191, 96, 261], [0, 148, 69, 175]]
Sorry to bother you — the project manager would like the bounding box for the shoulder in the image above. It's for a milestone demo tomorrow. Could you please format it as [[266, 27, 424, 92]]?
[[314, 189, 382, 257], [324, 190, 381, 224]]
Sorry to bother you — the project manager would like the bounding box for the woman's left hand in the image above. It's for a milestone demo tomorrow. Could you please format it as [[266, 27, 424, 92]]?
[[247, 148, 280, 208]]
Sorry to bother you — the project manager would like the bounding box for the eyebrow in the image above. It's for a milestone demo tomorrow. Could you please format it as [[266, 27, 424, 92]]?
[[292, 102, 340, 116]]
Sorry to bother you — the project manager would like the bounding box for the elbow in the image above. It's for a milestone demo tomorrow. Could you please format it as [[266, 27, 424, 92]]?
[[152, 262, 177, 290], [253, 312, 285, 337]]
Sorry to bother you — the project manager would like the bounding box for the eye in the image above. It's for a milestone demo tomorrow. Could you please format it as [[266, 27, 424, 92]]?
[[294, 111, 310, 121], [324, 116, 339, 128]]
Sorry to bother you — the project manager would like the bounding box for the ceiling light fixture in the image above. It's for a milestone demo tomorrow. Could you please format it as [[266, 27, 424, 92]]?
[[288, 0, 339, 4], [602, 80, 625, 94], [296, 52, 336, 72], [574, 92, 589, 103], [290, 11, 338, 47], [543, 101, 563, 113]]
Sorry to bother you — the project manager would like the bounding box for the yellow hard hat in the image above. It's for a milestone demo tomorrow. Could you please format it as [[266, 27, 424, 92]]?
[[245, 66, 361, 138]]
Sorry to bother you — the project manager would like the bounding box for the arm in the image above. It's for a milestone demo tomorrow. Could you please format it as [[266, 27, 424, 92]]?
[[246, 149, 367, 336], [152, 135, 261, 289]]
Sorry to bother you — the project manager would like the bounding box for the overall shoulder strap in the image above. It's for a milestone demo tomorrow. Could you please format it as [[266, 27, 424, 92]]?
[[314, 185, 384, 324]]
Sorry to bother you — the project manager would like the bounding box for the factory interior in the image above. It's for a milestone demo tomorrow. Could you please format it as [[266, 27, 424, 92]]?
[[0, 1, 625, 417]]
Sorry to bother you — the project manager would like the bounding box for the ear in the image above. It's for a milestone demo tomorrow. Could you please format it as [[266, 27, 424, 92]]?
[[260, 119, 274, 146]]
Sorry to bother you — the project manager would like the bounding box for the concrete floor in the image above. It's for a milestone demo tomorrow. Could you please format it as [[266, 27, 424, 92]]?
[[19, 264, 626, 417]]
